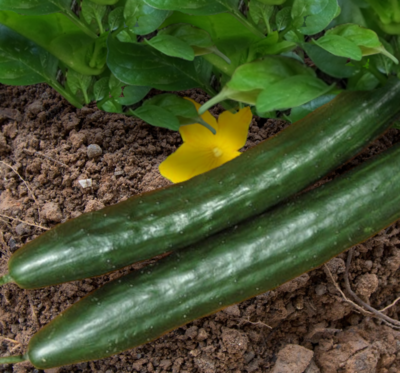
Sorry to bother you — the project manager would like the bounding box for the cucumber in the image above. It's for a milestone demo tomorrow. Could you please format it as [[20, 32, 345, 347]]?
[[2, 78, 400, 289], [3, 139, 400, 369]]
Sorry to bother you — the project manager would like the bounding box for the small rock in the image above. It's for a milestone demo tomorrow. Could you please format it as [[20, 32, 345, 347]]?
[[197, 328, 208, 341], [78, 179, 92, 189], [0, 108, 22, 122], [3, 122, 18, 138], [315, 284, 327, 296], [305, 360, 321, 373], [0, 190, 23, 216], [8, 237, 18, 253], [41, 202, 63, 222], [223, 304, 241, 317], [271, 344, 314, 373], [344, 347, 379, 373], [278, 273, 310, 293], [26, 100, 44, 116], [69, 131, 87, 149], [355, 273, 379, 298], [221, 327, 248, 355], [87, 144, 102, 158], [159, 360, 172, 370], [185, 326, 198, 339], [84, 199, 105, 213], [244, 351, 255, 364], [0, 132, 10, 153], [15, 223, 30, 236], [62, 112, 80, 131]]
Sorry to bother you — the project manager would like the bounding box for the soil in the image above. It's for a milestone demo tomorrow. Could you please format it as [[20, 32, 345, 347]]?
[[0, 83, 399, 373]]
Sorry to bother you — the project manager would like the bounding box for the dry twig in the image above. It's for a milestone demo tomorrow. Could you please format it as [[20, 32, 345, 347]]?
[[23, 149, 69, 169], [344, 248, 400, 330], [0, 213, 49, 231], [238, 316, 272, 329], [0, 161, 39, 206]]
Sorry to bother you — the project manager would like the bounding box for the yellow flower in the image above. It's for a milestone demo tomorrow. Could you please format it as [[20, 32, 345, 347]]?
[[159, 98, 253, 183]]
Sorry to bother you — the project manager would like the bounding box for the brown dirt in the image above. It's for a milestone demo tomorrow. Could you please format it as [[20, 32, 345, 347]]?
[[0, 83, 399, 373]]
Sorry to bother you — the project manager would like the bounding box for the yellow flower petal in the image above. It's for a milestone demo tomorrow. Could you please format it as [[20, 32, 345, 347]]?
[[159, 143, 240, 183], [215, 106, 253, 151]]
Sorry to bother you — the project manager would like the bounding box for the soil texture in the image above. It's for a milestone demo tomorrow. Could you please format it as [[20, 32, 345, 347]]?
[[0, 84, 399, 373]]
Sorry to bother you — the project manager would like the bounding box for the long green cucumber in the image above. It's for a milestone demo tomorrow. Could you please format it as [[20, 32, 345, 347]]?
[[3, 78, 400, 289], [4, 140, 400, 369]]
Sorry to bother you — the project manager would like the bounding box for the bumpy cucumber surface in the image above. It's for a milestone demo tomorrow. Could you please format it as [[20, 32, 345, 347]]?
[[5, 78, 400, 289], [21, 141, 400, 369]]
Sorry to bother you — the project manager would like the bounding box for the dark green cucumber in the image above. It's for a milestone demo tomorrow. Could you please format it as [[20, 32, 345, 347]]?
[[7, 140, 400, 369], [3, 78, 400, 289]]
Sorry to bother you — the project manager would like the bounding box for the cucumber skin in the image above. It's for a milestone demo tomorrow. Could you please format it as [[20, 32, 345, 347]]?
[[8, 78, 400, 289], [27, 142, 400, 369]]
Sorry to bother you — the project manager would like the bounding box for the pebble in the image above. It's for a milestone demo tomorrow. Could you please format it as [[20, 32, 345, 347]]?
[[8, 237, 18, 252], [87, 144, 102, 158], [15, 223, 30, 236]]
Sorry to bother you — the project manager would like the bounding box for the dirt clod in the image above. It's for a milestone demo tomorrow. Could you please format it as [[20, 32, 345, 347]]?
[[41, 202, 63, 222], [271, 344, 314, 373]]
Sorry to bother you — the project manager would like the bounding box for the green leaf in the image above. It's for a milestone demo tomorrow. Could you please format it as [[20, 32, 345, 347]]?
[[143, 0, 238, 15], [145, 35, 195, 61], [257, 0, 287, 4], [108, 7, 125, 31], [144, 94, 198, 118], [0, 11, 104, 75], [302, 42, 359, 78], [0, 24, 58, 84], [313, 34, 362, 60], [81, 1, 107, 34], [291, 0, 339, 35], [199, 56, 317, 112], [0, 0, 59, 15], [347, 71, 379, 91], [329, 0, 366, 27], [107, 34, 202, 90], [248, 33, 296, 61], [124, 0, 171, 35], [89, 0, 120, 4], [108, 73, 124, 98], [287, 93, 338, 122], [0, 24, 82, 107], [276, 7, 291, 31], [326, 24, 381, 48], [118, 86, 151, 105], [100, 99, 123, 113], [134, 105, 180, 130], [227, 56, 315, 92], [325, 24, 398, 63], [66, 70, 93, 104], [161, 12, 260, 74], [94, 76, 110, 101], [248, 0, 274, 33], [159, 24, 214, 48], [256, 75, 333, 112]]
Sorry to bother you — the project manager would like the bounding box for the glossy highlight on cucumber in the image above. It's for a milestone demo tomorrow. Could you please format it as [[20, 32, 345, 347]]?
[[2, 78, 400, 289], [6, 140, 400, 369]]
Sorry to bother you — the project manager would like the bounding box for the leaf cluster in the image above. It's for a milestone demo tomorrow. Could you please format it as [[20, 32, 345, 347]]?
[[0, 0, 399, 128]]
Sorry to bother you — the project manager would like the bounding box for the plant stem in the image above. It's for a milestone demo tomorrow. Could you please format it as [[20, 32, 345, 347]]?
[[0, 355, 27, 364], [201, 54, 236, 77], [232, 10, 266, 38], [367, 64, 388, 85], [50, 80, 83, 108], [0, 273, 12, 286]]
